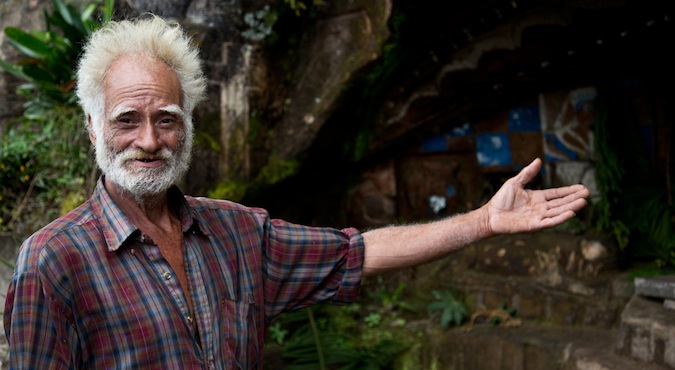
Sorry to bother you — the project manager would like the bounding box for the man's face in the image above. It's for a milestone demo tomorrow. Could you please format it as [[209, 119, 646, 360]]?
[[91, 54, 192, 200]]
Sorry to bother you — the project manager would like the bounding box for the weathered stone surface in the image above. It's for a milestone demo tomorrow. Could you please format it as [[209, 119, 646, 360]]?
[[1, 1, 673, 369], [365, 233, 630, 334], [617, 295, 675, 369], [269, 1, 391, 160], [374, 234, 669, 370], [186, 0, 242, 33], [345, 160, 397, 229], [406, 324, 669, 370], [396, 152, 483, 221], [0, 235, 20, 370], [635, 275, 675, 300], [121, 0, 193, 19]]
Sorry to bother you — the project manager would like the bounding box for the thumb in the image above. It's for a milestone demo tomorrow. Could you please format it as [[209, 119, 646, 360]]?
[[514, 158, 542, 186]]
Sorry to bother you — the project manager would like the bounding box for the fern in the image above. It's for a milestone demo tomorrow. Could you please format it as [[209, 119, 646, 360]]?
[[427, 289, 467, 330]]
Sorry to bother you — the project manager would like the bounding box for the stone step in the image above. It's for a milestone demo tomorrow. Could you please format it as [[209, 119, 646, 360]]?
[[427, 269, 634, 330], [401, 233, 635, 330], [634, 275, 675, 300], [616, 294, 675, 369], [408, 323, 670, 370]]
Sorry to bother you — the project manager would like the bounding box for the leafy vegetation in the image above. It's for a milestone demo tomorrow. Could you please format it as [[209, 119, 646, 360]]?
[[283, 0, 325, 17], [268, 301, 412, 370], [266, 284, 475, 367], [208, 156, 299, 202], [489, 303, 517, 325], [591, 92, 675, 268], [426, 289, 467, 330], [2, 3, 673, 370], [590, 101, 630, 251], [0, 108, 95, 234], [0, 0, 113, 118], [0, 0, 113, 235]]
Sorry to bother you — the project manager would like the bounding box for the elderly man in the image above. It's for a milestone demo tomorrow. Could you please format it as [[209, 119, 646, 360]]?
[[4, 15, 590, 369]]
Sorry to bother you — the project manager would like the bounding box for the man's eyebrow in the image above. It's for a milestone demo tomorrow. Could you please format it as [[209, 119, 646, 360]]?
[[160, 104, 185, 120], [109, 106, 136, 121]]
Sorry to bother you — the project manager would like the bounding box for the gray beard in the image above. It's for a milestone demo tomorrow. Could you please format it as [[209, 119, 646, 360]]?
[[94, 136, 192, 205]]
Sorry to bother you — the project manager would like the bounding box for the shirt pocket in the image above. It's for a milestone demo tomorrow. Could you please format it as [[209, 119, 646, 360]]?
[[214, 297, 258, 369]]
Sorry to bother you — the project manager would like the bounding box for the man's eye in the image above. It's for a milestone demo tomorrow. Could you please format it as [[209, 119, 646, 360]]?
[[118, 117, 133, 124], [159, 117, 181, 126]]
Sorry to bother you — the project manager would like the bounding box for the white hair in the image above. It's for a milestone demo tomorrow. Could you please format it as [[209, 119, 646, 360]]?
[[76, 15, 207, 134]]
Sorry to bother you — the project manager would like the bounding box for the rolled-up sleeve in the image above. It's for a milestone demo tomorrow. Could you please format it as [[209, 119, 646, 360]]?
[[262, 218, 365, 318]]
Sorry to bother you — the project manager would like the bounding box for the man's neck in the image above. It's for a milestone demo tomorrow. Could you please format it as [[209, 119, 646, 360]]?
[[104, 178, 176, 230]]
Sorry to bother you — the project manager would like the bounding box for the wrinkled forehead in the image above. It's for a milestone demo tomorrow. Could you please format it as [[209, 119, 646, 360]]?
[[102, 54, 183, 113]]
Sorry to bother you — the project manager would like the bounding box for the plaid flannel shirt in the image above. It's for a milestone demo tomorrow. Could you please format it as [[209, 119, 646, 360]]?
[[4, 177, 364, 369]]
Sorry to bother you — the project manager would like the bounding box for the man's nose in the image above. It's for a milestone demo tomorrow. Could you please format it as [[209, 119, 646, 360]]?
[[135, 121, 161, 152]]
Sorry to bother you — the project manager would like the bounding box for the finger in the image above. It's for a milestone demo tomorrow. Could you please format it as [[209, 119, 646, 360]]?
[[546, 193, 586, 208], [540, 184, 590, 202], [544, 198, 588, 218], [540, 210, 578, 228], [514, 158, 542, 186]]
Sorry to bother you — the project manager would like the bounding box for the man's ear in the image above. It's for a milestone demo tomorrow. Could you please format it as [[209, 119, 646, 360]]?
[[87, 115, 96, 145]]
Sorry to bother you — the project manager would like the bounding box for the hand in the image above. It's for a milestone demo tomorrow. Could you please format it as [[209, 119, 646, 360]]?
[[483, 158, 590, 235]]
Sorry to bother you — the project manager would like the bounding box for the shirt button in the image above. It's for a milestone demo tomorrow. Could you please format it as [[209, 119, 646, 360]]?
[[163, 272, 172, 280], [187, 316, 194, 324]]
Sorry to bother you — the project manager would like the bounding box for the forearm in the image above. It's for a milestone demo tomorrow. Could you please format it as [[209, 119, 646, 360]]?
[[359, 158, 590, 277], [361, 206, 493, 276]]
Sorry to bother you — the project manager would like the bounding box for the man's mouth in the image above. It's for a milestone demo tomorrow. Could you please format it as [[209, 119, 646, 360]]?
[[131, 157, 165, 167]]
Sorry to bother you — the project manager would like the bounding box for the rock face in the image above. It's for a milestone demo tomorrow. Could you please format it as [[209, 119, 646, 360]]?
[[119, 0, 393, 193], [0, 236, 20, 368], [267, 2, 390, 161], [0, 1, 673, 368], [354, 233, 675, 370], [2, 1, 671, 225]]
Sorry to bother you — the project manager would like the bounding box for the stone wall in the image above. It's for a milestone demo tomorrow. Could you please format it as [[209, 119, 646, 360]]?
[[0, 235, 21, 369]]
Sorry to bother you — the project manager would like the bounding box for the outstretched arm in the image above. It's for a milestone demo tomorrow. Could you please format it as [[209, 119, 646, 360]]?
[[361, 158, 590, 276]]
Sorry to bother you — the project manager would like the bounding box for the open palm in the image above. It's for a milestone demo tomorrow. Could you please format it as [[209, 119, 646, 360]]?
[[485, 158, 590, 235]]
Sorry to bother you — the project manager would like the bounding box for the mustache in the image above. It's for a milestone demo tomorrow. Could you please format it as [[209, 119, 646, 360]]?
[[114, 148, 173, 163]]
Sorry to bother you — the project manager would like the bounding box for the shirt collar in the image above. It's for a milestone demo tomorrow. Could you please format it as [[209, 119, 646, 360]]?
[[168, 185, 208, 236], [91, 176, 206, 252]]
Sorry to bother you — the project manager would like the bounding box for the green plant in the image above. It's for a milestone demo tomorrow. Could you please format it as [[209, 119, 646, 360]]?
[[591, 101, 630, 250], [591, 93, 675, 268], [0, 0, 113, 235], [270, 303, 410, 370], [0, 108, 95, 234], [268, 321, 289, 345], [0, 0, 114, 118], [256, 156, 300, 185], [363, 313, 382, 328], [207, 181, 249, 202], [208, 156, 299, 201], [370, 282, 406, 311], [283, 0, 325, 16], [490, 303, 516, 325], [426, 289, 467, 330], [242, 5, 278, 42], [627, 186, 675, 268]]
